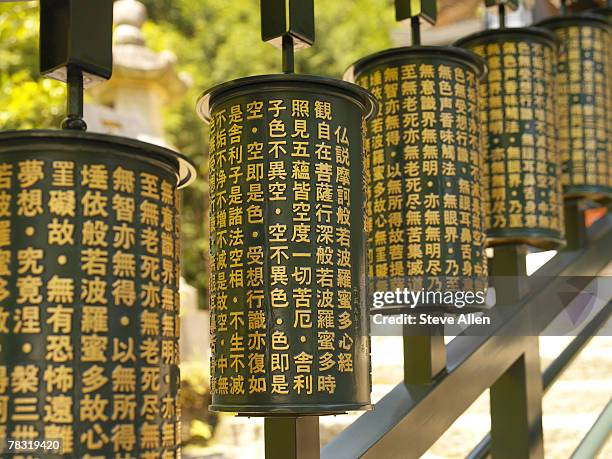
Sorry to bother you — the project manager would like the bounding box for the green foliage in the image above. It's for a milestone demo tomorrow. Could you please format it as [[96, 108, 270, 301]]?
[[0, 0, 395, 308], [0, 3, 65, 129]]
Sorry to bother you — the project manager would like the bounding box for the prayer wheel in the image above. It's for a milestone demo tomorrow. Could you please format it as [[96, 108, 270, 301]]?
[[345, 47, 489, 310], [457, 28, 566, 250], [0, 130, 195, 456], [538, 14, 612, 201], [198, 74, 376, 414]]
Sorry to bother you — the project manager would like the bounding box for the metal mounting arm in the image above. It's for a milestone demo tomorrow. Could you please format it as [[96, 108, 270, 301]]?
[[485, 1, 520, 29], [39, 0, 113, 130], [395, 1, 437, 46], [261, 0, 315, 73]]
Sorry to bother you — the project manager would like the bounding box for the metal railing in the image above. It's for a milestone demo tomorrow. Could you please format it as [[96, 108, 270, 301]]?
[[265, 205, 612, 459]]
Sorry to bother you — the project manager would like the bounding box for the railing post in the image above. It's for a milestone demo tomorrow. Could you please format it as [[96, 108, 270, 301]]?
[[564, 199, 588, 250], [403, 324, 446, 384], [265, 417, 320, 459], [490, 336, 544, 459], [489, 245, 544, 459]]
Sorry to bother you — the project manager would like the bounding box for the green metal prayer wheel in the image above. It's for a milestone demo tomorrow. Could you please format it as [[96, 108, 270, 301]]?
[[198, 74, 376, 415], [538, 14, 612, 201], [0, 130, 195, 456], [456, 28, 566, 250], [345, 47, 489, 310]]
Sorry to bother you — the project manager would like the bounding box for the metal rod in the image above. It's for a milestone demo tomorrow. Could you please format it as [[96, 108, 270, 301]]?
[[282, 34, 295, 74], [498, 3, 506, 29], [411, 16, 421, 46], [61, 66, 87, 131], [570, 400, 612, 459]]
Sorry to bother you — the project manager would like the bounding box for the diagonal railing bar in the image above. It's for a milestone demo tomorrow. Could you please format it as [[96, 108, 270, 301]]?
[[570, 399, 612, 459], [322, 217, 611, 459], [467, 299, 612, 459]]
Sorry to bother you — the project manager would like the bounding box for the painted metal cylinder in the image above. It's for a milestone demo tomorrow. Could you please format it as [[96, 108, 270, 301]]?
[[456, 28, 565, 250], [0, 130, 195, 457], [197, 74, 376, 415], [345, 47, 488, 310], [538, 14, 612, 201]]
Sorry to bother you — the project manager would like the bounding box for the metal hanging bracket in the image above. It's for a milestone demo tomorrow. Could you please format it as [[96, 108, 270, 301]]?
[[485, 0, 519, 29], [395, 0, 437, 25], [485, 0, 519, 10], [261, 0, 315, 74], [39, 0, 113, 130], [395, 0, 437, 46]]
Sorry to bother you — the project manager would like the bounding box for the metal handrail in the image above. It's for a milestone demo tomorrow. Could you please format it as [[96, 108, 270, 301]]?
[[467, 300, 612, 459], [322, 217, 611, 459]]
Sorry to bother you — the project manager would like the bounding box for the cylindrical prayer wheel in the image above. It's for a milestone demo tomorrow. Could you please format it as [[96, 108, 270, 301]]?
[[456, 28, 566, 250], [538, 14, 612, 201], [197, 74, 376, 415], [0, 130, 195, 457], [345, 47, 488, 310]]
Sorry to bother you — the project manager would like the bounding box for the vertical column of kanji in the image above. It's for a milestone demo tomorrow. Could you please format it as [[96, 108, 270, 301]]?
[[139, 171, 163, 456], [482, 43, 502, 233], [290, 98, 314, 397], [605, 26, 612, 192], [244, 100, 266, 397], [267, 99, 291, 399], [420, 63, 440, 289], [466, 64, 487, 292], [582, 27, 597, 189], [442, 64, 459, 290], [208, 105, 220, 398], [557, 27, 573, 190], [11, 160, 45, 446], [570, 26, 587, 187], [313, 100, 335, 396], [226, 103, 246, 398], [402, 62, 423, 290], [161, 176, 180, 456], [79, 163, 111, 455], [212, 108, 231, 398], [0, 163, 10, 448], [332, 103, 355, 387], [45, 159, 78, 454], [366, 71, 388, 293], [593, 26, 610, 190], [525, 42, 540, 230], [502, 42, 523, 229], [110, 165, 138, 456], [438, 63, 459, 289], [382, 67, 404, 291], [173, 187, 183, 452], [544, 41, 564, 233]]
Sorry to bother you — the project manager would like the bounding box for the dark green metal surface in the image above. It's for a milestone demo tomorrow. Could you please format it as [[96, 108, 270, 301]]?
[[394, 0, 437, 25], [198, 74, 376, 415], [591, 6, 612, 21], [345, 47, 489, 311], [0, 130, 194, 457], [261, 0, 315, 49], [537, 14, 612, 202], [39, 0, 113, 87], [456, 28, 566, 251]]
